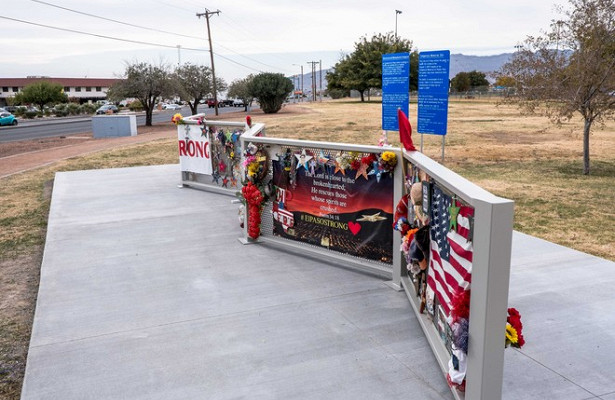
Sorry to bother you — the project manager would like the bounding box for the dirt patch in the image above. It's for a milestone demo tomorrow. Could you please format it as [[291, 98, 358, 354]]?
[[0, 248, 42, 399], [471, 130, 557, 145], [0, 135, 92, 158], [0, 123, 177, 179]]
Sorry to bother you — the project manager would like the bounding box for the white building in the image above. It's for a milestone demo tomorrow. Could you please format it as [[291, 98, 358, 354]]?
[[0, 76, 122, 106]]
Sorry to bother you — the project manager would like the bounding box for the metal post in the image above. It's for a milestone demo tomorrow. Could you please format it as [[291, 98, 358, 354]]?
[[465, 198, 514, 399], [385, 149, 404, 291], [319, 60, 322, 101], [395, 10, 402, 39], [441, 135, 445, 164]]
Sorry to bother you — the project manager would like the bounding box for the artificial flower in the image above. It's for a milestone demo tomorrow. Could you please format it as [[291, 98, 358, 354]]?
[[505, 323, 518, 345], [378, 151, 397, 172], [171, 113, 183, 124], [507, 308, 525, 348]]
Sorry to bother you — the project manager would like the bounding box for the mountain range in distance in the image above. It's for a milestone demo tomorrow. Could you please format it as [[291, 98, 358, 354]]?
[[295, 52, 514, 90]]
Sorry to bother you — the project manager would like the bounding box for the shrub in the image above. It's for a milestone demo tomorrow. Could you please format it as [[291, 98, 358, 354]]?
[[248, 73, 293, 114], [128, 100, 143, 111], [327, 89, 349, 99], [67, 103, 81, 115], [82, 103, 97, 114]]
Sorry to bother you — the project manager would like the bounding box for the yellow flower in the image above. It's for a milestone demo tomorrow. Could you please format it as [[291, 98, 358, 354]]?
[[247, 162, 259, 177], [505, 323, 518, 344], [382, 151, 396, 163], [171, 113, 183, 124]]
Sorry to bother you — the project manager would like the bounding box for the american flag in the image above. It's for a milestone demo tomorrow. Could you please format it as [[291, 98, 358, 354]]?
[[427, 185, 474, 317]]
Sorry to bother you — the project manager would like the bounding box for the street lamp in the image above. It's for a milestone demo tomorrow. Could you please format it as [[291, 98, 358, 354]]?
[[395, 10, 402, 39]]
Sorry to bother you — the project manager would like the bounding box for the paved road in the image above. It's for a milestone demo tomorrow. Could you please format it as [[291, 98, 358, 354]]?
[[0, 104, 250, 143]]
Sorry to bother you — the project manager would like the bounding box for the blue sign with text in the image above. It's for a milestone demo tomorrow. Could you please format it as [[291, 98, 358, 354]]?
[[382, 52, 409, 131], [418, 50, 450, 135]]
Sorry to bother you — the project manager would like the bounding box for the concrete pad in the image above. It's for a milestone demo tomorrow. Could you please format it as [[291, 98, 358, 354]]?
[[21, 164, 615, 399], [504, 233, 615, 399], [22, 165, 453, 400]]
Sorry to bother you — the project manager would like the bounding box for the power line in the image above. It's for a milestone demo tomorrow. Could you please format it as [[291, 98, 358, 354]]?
[[0, 15, 265, 73], [23, 1, 287, 74], [29, 0, 204, 41], [214, 42, 293, 73], [0, 15, 205, 51]]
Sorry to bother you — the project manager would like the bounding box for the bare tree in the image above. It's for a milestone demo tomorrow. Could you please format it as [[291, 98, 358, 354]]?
[[499, 0, 615, 174], [174, 63, 227, 116], [227, 75, 254, 112], [109, 61, 174, 126]]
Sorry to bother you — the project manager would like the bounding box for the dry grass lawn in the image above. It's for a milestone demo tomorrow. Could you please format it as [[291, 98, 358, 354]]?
[[0, 98, 613, 398]]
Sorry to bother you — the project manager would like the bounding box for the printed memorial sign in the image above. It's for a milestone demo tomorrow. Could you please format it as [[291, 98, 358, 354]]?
[[177, 124, 213, 175], [418, 50, 450, 135], [271, 149, 395, 264], [382, 52, 410, 131]]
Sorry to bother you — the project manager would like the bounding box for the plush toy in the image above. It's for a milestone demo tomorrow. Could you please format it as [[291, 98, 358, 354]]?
[[408, 224, 430, 270], [410, 182, 429, 225]]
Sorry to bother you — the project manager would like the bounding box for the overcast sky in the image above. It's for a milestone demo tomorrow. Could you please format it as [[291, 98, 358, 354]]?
[[0, 0, 562, 83]]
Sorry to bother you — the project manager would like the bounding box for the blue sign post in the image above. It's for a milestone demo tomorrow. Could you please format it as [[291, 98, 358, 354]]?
[[417, 50, 450, 161], [418, 50, 450, 135], [382, 52, 410, 131]]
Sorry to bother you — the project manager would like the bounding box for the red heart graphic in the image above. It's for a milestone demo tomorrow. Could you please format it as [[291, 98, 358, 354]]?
[[348, 221, 361, 236]]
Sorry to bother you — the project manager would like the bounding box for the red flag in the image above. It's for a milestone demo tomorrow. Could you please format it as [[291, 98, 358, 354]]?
[[398, 109, 416, 151]]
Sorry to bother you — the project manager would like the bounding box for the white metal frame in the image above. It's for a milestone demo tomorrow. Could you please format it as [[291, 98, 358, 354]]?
[[240, 128, 403, 281], [177, 114, 265, 196], [400, 149, 514, 400], [177, 116, 515, 398]]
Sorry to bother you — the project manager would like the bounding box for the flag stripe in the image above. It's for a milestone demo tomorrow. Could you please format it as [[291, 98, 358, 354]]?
[[426, 185, 474, 318]]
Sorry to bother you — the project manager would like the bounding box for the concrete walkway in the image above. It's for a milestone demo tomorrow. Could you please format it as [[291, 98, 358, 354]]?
[[21, 164, 615, 399]]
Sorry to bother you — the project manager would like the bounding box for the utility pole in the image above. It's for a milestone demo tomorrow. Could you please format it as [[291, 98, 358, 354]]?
[[177, 45, 181, 67], [307, 61, 319, 101], [319, 60, 322, 102], [197, 9, 220, 116]]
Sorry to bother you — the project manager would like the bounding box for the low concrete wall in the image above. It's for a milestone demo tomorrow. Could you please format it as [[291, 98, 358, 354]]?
[[92, 114, 137, 138]]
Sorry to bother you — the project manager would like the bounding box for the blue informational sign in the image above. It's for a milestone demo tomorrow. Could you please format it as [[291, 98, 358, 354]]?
[[382, 52, 410, 131], [418, 50, 450, 135]]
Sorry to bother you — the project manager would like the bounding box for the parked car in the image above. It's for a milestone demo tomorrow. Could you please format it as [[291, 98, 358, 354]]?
[[220, 99, 234, 107], [206, 98, 216, 108], [4, 106, 17, 113], [95, 104, 119, 115], [163, 103, 182, 110], [0, 111, 18, 126], [233, 99, 245, 107]]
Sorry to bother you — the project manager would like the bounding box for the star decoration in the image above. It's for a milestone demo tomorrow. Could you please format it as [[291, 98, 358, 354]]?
[[295, 149, 313, 170], [317, 150, 329, 164], [212, 171, 221, 184], [449, 203, 460, 231], [219, 161, 226, 173], [222, 177, 229, 188], [355, 162, 369, 180], [230, 177, 237, 187], [334, 160, 346, 176]]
